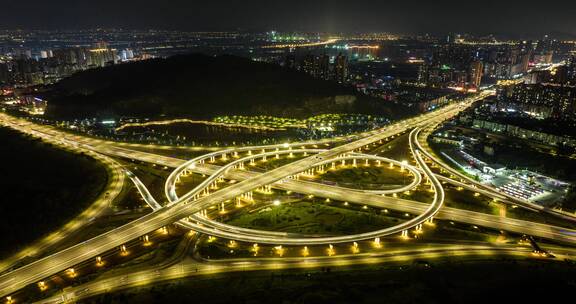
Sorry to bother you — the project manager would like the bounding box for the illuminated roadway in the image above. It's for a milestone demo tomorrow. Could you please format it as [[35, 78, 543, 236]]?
[[2, 91, 575, 299], [37, 242, 576, 304], [0, 98, 472, 297], [416, 116, 576, 221], [151, 131, 439, 245]]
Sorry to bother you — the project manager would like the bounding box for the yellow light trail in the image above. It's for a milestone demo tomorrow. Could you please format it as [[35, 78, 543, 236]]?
[[115, 118, 286, 132], [262, 38, 340, 49]]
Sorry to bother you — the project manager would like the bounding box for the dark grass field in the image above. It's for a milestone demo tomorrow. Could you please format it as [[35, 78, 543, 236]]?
[[0, 127, 108, 258], [82, 259, 576, 304]]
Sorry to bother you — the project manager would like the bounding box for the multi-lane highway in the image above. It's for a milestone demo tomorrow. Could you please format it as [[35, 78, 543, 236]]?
[[37, 241, 576, 304], [2, 91, 574, 300], [0, 98, 470, 297]]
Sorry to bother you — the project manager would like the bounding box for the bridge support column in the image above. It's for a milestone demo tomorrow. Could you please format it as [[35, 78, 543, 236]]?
[[143, 235, 150, 246], [327, 244, 335, 256], [120, 245, 128, 256], [302, 246, 309, 257], [373, 237, 382, 248], [352, 242, 359, 254], [415, 224, 423, 233]]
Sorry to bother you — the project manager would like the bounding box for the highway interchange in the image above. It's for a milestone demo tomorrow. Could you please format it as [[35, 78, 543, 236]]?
[[1, 91, 576, 302]]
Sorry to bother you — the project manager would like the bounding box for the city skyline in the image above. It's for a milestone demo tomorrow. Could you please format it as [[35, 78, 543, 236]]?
[[2, 0, 576, 37]]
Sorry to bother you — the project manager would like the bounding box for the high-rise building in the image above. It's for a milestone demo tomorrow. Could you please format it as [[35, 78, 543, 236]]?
[[120, 49, 135, 61], [553, 65, 569, 84], [14, 58, 40, 84], [334, 53, 348, 83], [88, 48, 118, 67], [507, 84, 576, 120], [533, 51, 554, 64], [318, 54, 330, 80], [0, 63, 10, 84], [568, 56, 576, 85], [468, 60, 483, 88], [301, 54, 316, 76], [284, 55, 296, 69], [93, 41, 110, 50]]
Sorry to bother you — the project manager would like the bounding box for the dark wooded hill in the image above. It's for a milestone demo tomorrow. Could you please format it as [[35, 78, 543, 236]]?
[[44, 54, 413, 119]]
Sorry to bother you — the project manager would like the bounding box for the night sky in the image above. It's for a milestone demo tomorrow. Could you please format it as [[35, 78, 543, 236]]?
[[3, 0, 576, 36]]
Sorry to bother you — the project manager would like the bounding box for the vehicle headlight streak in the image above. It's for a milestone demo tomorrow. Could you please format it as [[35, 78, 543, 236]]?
[[131, 128, 442, 245]]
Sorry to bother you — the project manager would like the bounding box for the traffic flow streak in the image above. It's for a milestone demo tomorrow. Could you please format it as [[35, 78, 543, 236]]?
[[0, 152, 126, 275], [36, 242, 568, 304], [141, 140, 576, 245], [0, 99, 470, 297], [152, 129, 438, 245]]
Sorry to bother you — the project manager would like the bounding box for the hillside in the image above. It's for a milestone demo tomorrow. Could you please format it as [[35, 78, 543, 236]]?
[[44, 54, 413, 119]]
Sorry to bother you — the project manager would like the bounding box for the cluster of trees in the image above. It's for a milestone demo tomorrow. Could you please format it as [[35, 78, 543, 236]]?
[[44, 54, 415, 120]]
